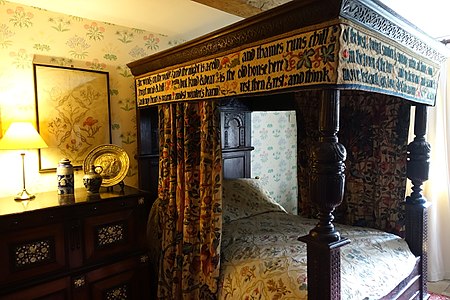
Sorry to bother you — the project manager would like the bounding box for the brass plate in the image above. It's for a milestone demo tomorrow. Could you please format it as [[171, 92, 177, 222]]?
[[83, 144, 129, 187]]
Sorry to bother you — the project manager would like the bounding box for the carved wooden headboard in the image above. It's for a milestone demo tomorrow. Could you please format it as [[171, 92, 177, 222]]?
[[219, 99, 254, 179], [218, 94, 297, 179]]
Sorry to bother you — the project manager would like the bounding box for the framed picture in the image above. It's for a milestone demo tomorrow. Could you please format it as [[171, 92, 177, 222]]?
[[34, 64, 111, 172]]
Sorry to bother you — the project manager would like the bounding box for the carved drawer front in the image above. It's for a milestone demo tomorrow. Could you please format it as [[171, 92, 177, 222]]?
[[71, 255, 151, 300], [84, 208, 137, 264], [92, 270, 134, 299], [0, 223, 66, 286]]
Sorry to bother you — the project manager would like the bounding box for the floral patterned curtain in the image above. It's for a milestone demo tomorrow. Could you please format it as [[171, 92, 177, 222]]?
[[296, 90, 410, 235], [156, 100, 223, 299]]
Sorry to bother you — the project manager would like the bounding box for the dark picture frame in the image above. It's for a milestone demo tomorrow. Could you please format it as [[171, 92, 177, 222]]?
[[33, 64, 111, 172]]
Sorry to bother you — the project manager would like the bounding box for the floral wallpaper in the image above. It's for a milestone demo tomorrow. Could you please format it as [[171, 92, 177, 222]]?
[[251, 111, 298, 214], [0, 0, 184, 197]]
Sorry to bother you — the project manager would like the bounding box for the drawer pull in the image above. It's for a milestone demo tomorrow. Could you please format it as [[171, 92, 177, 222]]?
[[140, 254, 149, 263], [73, 275, 86, 288]]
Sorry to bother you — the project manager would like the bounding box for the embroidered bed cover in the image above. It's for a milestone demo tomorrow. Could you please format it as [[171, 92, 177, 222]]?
[[218, 212, 417, 300]]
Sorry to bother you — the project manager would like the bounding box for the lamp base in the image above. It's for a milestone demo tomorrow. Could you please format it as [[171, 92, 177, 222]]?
[[14, 189, 36, 201]]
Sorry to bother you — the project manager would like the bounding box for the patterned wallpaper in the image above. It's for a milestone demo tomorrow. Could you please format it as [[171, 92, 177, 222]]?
[[251, 111, 298, 214], [0, 0, 184, 197], [0, 0, 299, 207]]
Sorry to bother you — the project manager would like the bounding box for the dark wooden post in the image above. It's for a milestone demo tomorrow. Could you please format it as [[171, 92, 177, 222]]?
[[405, 104, 431, 299], [299, 89, 350, 300]]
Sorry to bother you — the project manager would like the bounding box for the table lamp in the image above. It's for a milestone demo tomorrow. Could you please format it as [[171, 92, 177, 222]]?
[[0, 122, 48, 201]]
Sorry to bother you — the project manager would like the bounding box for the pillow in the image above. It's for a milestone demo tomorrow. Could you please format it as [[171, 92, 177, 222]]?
[[222, 178, 286, 223]]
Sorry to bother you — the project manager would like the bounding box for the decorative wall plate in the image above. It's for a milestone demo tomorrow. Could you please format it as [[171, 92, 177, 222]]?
[[83, 144, 129, 187]]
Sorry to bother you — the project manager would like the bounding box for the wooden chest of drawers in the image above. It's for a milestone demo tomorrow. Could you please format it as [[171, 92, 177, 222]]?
[[0, 186, 152, 299]]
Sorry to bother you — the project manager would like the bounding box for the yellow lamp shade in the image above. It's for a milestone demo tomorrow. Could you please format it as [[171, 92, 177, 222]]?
[[0, 122, 48, 150]]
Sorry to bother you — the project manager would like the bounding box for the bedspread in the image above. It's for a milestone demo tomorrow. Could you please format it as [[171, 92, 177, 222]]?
[[218, 212, 417, 300]]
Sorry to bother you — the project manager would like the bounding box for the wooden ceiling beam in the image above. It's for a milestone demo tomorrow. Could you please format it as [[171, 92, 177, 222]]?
[[192, 0, 263, 18]]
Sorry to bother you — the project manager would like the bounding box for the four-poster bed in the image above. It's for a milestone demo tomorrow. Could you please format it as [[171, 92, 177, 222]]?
[[128, 0, 448, 298]]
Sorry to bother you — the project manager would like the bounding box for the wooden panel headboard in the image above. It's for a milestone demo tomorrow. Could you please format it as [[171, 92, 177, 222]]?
[[219, 99, 254, 179]]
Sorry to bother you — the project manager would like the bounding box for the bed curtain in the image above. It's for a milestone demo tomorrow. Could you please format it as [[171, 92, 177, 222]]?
[[156, 100, 223, 299], [296, 91, 411, 235]]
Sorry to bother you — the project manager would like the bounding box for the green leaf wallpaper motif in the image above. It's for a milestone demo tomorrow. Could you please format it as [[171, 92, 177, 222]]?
[[115, 30, 134, 44], [143, 34, 160, 51], [0, 0, 184, 196], [33, 43, 50, 51], [48, 17, 71, 32], [0, 23, 15, 48], [84, 22, 105, 41], [119, 99, 135, 111], [7, 5, 33, 28]]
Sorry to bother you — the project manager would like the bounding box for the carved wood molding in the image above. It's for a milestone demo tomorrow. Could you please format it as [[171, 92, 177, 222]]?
[[341, 0, 447, 63]]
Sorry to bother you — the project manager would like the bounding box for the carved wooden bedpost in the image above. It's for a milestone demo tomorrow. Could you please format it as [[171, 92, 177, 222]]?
[[405, 104, 431, 299], [299, 89, 350, 300]]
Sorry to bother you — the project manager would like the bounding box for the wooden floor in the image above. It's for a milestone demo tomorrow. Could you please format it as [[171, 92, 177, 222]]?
[[429, 280, 450, 297]]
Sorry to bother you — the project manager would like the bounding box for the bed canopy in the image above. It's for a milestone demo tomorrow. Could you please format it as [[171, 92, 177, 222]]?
[[129, 0, 446, 105], [128, 0, 448, 298]]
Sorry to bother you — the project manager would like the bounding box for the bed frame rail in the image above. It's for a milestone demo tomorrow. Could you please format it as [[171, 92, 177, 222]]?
[[381, 258, 422, 300]]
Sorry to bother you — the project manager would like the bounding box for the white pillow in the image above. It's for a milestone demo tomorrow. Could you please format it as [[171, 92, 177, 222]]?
[[222, 178, 286, 223]]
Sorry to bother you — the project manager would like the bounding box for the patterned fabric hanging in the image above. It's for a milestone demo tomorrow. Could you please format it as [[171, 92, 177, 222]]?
[[295, 90, 410, 235], [156, 100, 223, 299]]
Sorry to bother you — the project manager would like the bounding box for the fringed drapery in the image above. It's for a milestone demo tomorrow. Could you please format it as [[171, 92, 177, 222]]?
[[156, 100, 223, 299]]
